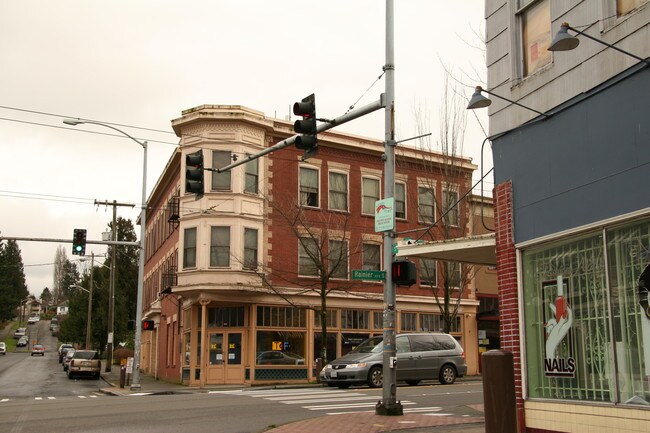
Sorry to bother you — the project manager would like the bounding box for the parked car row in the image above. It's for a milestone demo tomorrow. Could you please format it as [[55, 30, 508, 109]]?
[[0, 342, 6, 355], [57, 344, 101, 380]]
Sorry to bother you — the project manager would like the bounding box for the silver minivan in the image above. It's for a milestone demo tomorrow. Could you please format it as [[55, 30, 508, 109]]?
[[319, 333, 467, 388]]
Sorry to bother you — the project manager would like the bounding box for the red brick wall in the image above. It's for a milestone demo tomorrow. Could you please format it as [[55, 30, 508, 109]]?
[[494, 180, 525, 432]]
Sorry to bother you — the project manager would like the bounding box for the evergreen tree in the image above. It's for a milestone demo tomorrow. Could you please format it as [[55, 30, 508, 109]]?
[[0, 239, 29, 321]]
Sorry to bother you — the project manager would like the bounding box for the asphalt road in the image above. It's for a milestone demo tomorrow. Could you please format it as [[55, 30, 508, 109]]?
[[0, 320, 103, 400], [1, 320, 484, 432]]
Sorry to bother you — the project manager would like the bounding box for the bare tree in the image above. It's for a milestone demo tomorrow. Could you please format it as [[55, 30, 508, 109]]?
[[249, 193, 372, 365], [403, 74, 476, 334], [52, 245, 67, 304]]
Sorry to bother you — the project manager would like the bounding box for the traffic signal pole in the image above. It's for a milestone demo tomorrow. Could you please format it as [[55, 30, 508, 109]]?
[[376, 0, 402, 416], [212, 97, 384, 173]]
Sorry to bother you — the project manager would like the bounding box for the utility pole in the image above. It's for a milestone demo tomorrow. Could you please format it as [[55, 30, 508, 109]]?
[[376, 0, 402, 416], [95, 199, 135, 372], [86, 253, 94, 349]]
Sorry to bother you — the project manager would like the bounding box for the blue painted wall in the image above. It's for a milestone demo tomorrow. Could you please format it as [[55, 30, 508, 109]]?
[[492, 66, 650, 244]]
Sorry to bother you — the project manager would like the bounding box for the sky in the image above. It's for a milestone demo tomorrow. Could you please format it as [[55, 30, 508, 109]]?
[[0, 0, 490, 298]]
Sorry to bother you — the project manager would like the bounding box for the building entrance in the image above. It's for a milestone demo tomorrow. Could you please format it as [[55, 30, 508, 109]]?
[[206, 331, 243, 384]]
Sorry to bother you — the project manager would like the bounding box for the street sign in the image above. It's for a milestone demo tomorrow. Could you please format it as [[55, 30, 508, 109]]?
[[375, 198, 394, 232], [351, 269, 386, 281]]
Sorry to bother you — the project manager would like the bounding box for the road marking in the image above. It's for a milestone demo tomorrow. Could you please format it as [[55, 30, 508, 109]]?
[[128, 392, 154, 396], [281, 395, 380, 404], [89, 395, 98, 398], [1, 399, 9, 403], [47, 397, 56, 400], [78, 396, 87, 399], [35, 397, 43, 400]]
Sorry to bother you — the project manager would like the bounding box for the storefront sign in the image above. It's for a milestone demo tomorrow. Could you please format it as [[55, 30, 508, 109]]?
[[543, 275, 576, 378]]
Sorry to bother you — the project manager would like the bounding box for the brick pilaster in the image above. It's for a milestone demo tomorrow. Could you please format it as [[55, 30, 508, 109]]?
[[494, 180, 525, 432]]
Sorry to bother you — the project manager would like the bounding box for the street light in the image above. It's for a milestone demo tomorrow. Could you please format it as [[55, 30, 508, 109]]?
[[467, 86, 550, 118], [549, 22, 650, 66], [70, 284, 93, 350], [63, 118, 147, 391]]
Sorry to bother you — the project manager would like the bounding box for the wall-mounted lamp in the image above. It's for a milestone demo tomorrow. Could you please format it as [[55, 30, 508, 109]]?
[[549, 22, 650, 66], [467, 86, 550, 118]]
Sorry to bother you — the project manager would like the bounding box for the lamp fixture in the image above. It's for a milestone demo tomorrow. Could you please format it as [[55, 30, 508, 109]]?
[[467, 86, 549, 118], [549, 22, 650, 66]]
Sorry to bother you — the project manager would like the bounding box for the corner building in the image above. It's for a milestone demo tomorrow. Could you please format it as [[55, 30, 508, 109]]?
[[141, 104, 482, 387]]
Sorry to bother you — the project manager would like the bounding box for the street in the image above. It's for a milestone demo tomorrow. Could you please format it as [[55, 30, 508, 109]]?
[[1, 320, 483, 432]]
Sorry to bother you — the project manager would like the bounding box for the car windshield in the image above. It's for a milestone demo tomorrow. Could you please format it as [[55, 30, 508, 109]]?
[[74, 351, 98, 360], [350, 336, 384, 353]]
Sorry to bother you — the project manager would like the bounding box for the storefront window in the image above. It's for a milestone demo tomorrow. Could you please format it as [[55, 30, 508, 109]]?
[[606, 220, 650, 405], [521, 222, 650, 405], [314, 332, 337, 363], [256, 331, 306, 365], [208, 306, 244, 327], [341, 333, 370, 355], [523, 232, 611, 401]]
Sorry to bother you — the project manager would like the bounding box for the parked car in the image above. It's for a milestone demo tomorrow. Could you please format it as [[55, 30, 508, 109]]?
[[63, 349, 76, 371], [49, 318, 59, 331], [13, 327, 27, 339], [0, 342, 6, 355], [67, 350, 101, 380], [16, 336, 29, 347], [256, 351, 305, 365], [51, 325, 60, 336], [319, 333, 467, 388], [58, 344, 74, 363], [31, 344, 46, 356]]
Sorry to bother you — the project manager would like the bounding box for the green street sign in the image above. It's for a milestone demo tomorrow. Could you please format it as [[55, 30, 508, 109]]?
[[351, 269, 386, 281]]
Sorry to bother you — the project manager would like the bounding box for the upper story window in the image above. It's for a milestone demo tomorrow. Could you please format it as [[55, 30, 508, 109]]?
[[418, 186, 435, 224], [419, 258, 437, 287], [362, 177, 380, 215], [243, 228, 258, 270], [212, 151, 231, 191], [442, 189, 460, 226], [618, 0, 647, 16], [183, 227, 197, 269], [244, 157, 259, 194], [298, 237, 320, 277], [362, 243, 381, 271], [328, 171, 348, 211], [299, 166, 319, 207], [210, 226, 230, 267], [328, 240, 348, 279], [445, 262, 462, 289], [518, 0, 551, 77], [395, 182, 406, 219]]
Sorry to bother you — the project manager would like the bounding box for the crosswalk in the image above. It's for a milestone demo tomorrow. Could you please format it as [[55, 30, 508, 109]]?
[[210, 388, 453, 416], [0, 394, 102, 403]]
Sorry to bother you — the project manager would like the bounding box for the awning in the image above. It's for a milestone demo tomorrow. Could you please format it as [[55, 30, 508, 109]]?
[[396, 233, 496, 266]]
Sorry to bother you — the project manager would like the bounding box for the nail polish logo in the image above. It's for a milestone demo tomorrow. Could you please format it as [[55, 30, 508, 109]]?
[[543, 275, 576, 377]]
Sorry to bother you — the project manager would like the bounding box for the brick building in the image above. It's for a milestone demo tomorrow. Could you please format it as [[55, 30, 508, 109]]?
[[140, 104, 483, 387]]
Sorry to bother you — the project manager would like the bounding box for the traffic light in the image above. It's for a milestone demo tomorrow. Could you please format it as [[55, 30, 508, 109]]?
[[72, 228, 87, 256], [185, 150, 204, 197], [392, 260, 417, 286], [293, 93, 317, 156], [141, 320, 155, 331]]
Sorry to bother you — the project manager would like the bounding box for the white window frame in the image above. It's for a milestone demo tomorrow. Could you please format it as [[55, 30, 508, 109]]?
[[395, 181, 406, 220], [298, 236, 320, 277], [183, 227, 197, 269], [418, 186, 435, 224], [328, 170, 349, 212], [299, 166, 320, 208], [243, 227, 258, 270], [361, 176, 381, 215], [211, 150, 232, 191], [209, 226, 230, 268], [328, 239, 348, 280]]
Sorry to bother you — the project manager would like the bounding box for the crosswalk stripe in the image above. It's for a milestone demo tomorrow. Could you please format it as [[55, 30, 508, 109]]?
[[281, 396, 379, 404], [1, 399, 9, 403], [35, 397, 43, 400], [47, 397, 56, 400], [226, 388, 452, 417], [78, 396, 87, 399]]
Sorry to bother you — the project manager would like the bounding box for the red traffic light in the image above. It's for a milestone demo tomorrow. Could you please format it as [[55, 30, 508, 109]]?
[[141, 320, 155, 331]]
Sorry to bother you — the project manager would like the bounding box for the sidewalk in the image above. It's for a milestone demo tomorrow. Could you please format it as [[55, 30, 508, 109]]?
[[99, 368, 485, 432]]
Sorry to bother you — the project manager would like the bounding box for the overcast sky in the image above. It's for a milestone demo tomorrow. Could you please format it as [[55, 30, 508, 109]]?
[[0, 0, 489, 298]]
